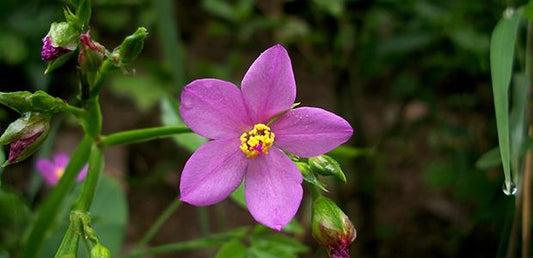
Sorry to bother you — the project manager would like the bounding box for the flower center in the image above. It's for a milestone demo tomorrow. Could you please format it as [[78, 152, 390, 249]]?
[[55, 168, 65, 179], [239, 124, 275, 158]]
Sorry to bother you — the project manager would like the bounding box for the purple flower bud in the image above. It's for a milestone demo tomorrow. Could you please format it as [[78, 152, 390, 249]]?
[[311, 196, 356, 258], [41, 36, 71, 61]]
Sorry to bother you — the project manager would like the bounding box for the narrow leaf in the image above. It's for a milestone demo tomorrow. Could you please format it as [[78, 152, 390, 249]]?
[[489, 8, 521, 187]]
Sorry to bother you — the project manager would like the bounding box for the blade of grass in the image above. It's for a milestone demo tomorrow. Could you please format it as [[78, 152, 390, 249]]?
[[490, 8, 521, 190]]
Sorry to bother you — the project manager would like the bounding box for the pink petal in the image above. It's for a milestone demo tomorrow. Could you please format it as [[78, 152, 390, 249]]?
[[53, 152, 70, 168], [180, 79, 252, 139], [244, 148, 302, 231], [241, 44, 296, 123], [180, 138, 248, 206], [36, 159, 58, 185], [271, 107, 353, 157], [77, 165, 88, 182]]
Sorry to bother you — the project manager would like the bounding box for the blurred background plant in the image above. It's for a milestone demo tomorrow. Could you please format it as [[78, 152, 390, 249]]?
[[0, 0, 528, 257]]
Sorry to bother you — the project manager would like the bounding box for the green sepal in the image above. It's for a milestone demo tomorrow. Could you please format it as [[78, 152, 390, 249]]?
[[112, 27, 148, 66], [296, 162, 328, 192], [308, 155, 347, 182], [45, 51, 75, 74], [48, 22, 78, 50], [0, 90, 68, 114], [76, 0, 91, 30], [90, 243, 110, 258]]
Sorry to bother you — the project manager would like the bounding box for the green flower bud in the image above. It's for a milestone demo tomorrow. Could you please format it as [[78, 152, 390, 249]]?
[[90, 243, 110, 258], [308, 155, 347, 182], [0, 113, 51, 166], [311, 196, 356, 258], [112, 27, 148, 66], [296, 162, 328, 192]]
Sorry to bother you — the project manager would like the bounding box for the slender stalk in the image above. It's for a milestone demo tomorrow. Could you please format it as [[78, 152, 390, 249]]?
[[522, 127, 532, 258], [127, 227, 249, 258], [73, 145, 104, 211], [89, 59, 117, 99], [133, 196, 182, 251], [23, 136, 93, 258], [197, 207, 211, 236], [99, 126, 192, 147], [63, 104, 85, 117]]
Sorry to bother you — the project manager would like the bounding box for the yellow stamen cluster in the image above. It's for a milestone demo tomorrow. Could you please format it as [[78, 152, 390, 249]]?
[[55, 168, 65, 179], [240, 123, 275, 158]]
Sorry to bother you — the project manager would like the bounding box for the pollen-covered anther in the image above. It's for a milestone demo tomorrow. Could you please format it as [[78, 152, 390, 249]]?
[[240, 123, 275, 158]]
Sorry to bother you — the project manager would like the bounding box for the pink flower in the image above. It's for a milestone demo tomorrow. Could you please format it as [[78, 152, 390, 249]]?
[[179, 44, 353, 230], [36, 153, 88, 186]]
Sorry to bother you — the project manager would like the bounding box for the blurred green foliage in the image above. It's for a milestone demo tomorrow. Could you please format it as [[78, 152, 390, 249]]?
[[0, 0, 526, 257]]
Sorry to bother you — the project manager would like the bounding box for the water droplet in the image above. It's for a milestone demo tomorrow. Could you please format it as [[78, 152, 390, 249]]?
[[504, 8, 515, 19], [502, 181, 517, 196]]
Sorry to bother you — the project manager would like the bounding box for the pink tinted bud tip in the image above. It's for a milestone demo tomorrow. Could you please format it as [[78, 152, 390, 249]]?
[[8, 131, 43, 163], [41, 36, 70, 61]]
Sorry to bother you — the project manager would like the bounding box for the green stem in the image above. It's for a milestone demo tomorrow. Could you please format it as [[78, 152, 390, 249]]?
[[89, 59, 117, 99], [23, 136, 93, 258], [73, 145, 104, 211], [133, 196, 182, 252], [63, 103, 85, 117], [99, 126, 192, 147], [127, 227, 249, 258]]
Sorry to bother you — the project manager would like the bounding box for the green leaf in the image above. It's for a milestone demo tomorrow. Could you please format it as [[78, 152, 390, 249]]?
[[0, 190, 31, 252], [85, 175, 128, 257], [489, 8, 521, 187], [476, 147, 502, 170], [216, 239, 247, 258], [249, 233, 308, 258], [160, 98, 206, 152]]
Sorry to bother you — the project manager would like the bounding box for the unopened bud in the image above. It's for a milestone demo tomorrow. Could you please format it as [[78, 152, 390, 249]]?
[[41, 22, 78, 61], [90, 243, 110, 258], [311, 196, 356, 258], [308, 155, 347, 182], [0, 113, 50, 166], [113, 27, 148, 66], [78, 31, 105, 73]]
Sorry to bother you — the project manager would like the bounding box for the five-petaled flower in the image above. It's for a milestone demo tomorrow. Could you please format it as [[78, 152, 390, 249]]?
[[36, 152, 87, 186], [179, 44, 353, 231]]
